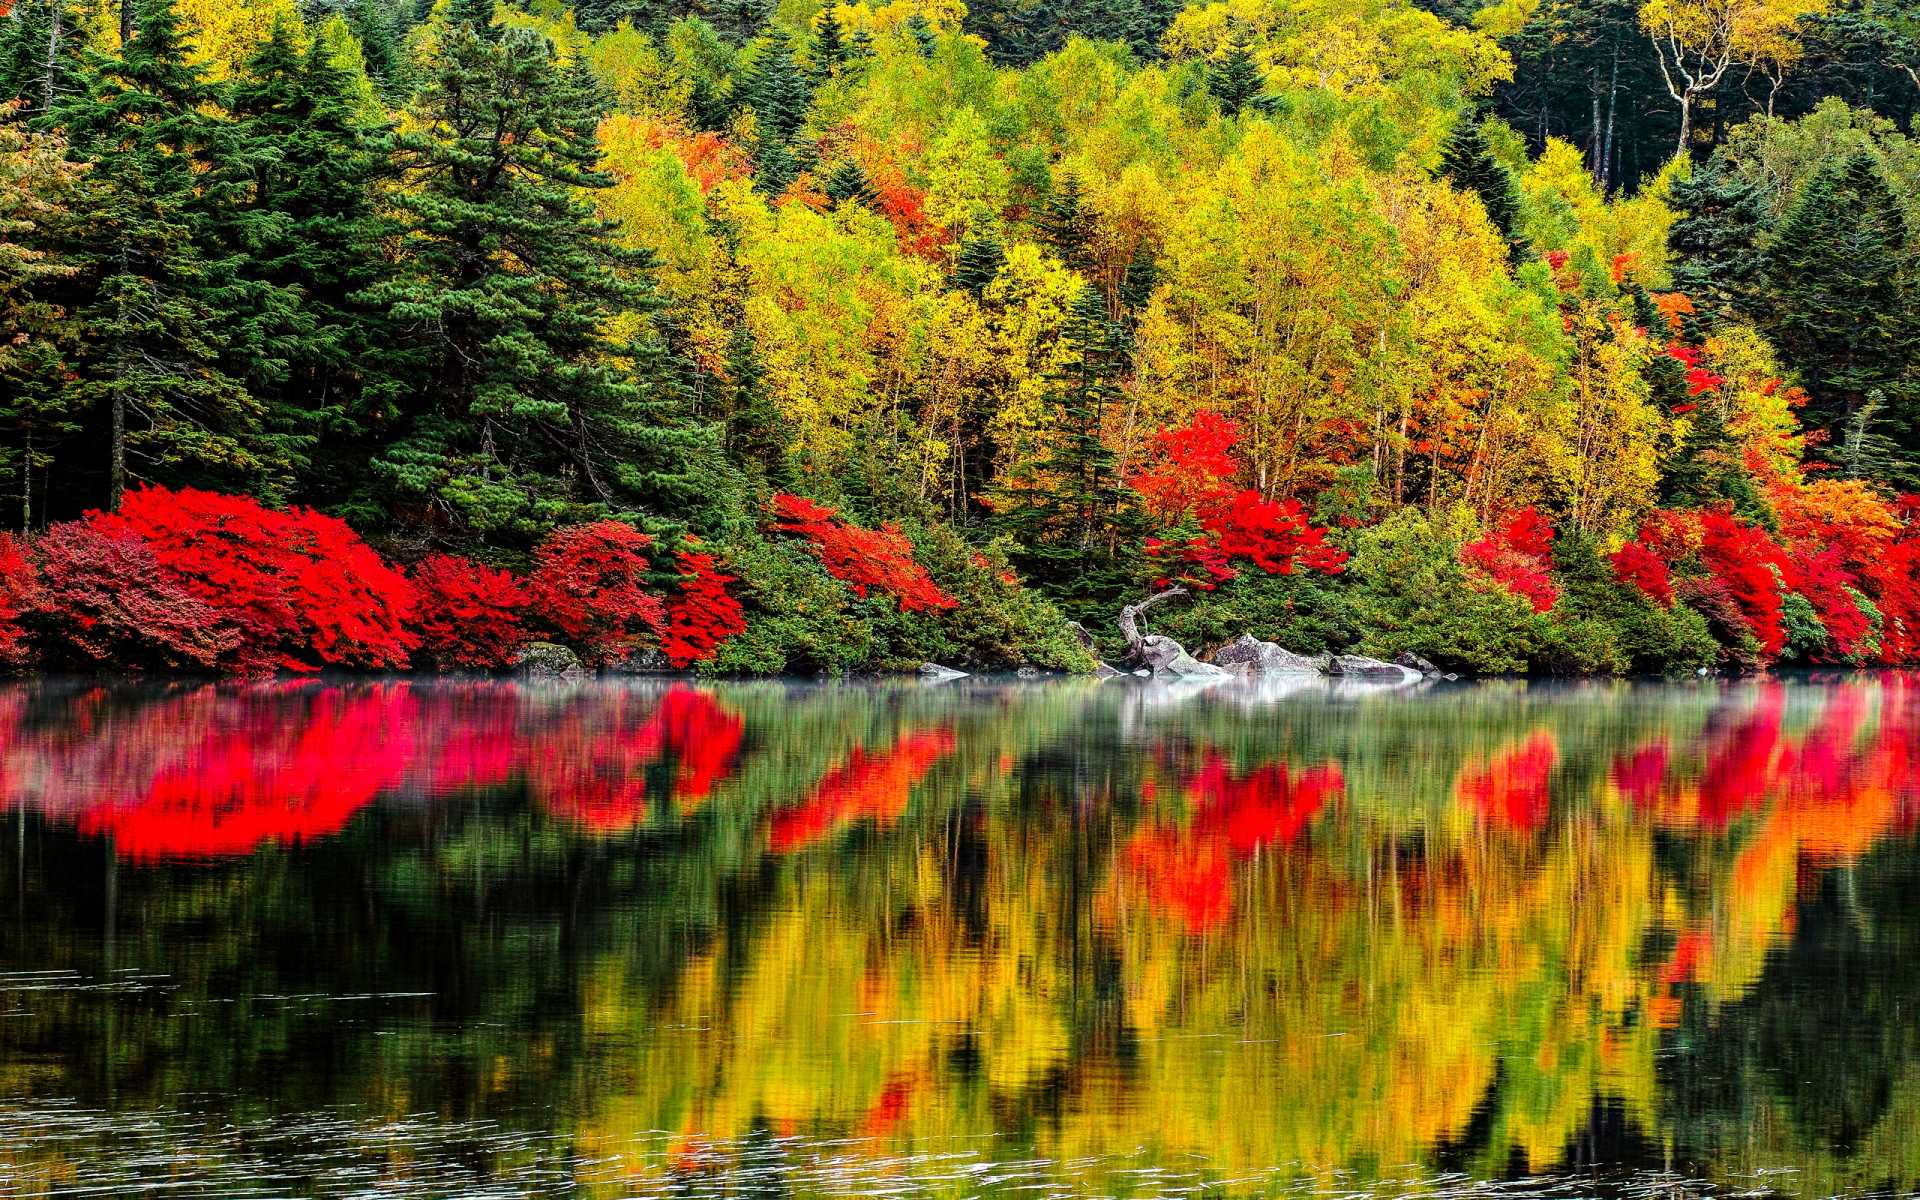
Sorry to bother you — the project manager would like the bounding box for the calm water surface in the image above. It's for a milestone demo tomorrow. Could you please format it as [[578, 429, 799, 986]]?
[[0, 674, 1916, 1198]]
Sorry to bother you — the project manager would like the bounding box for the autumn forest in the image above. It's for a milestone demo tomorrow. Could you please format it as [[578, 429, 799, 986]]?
[[0, 0, 1918, 675]]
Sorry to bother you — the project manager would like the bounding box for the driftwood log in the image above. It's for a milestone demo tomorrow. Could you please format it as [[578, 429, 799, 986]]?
[[1116, 587, 1227, 678]]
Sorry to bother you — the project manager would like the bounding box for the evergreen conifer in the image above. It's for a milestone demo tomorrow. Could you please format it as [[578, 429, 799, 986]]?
[[1667, 158, 1772, 322], [1039, 175, 1097, 274], [366, 21, 696, 535], [990, 286, 1142, 616], [1207, 28, 1264, 116], [822, 158, 878, 209], [51, 0, 267, 509], [1438, 113, 1525, 263], [1760, 153, 1916, 475], [952, 235, 1005, 298]]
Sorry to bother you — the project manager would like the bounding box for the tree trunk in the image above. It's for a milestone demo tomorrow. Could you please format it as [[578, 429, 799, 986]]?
[[1675, 92, 1691, 156], [1602, 44, 1619, 189], [43, 0, 62, 111], [20, 430, 30, 535], [120, 0, 133, 46], [1117, 586, 1187, 658], [110, 348, 126, 511]]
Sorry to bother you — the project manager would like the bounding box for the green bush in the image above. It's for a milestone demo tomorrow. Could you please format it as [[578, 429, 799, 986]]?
[[703, 525, 1095, 675], [1347, 508, 1545, 674]]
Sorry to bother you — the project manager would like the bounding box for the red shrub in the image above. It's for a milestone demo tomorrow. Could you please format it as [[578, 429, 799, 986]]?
[[31, 522, 243, 670], [1148, 489, 1347, 591], [0, 532, 37, 665], [1610, 540, 1673, 607], [1128, 410, 1240, 524], [409, 554, 529, 669], [527, 521, 667, 666], [1208, 491, 1347, 575], [661, 548, 746, 667], [1786, 543, 1874, 661], [768, 495, 956, 612], [1698, 511, 1789, 659], [1462, 507, 1558, 613], [95, 486, 418, 671]]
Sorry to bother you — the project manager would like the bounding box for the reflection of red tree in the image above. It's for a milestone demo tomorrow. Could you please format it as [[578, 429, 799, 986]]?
[[1125, 756, 1342, 928], [77, 685, 418, 860], [768, 729, 957, 852], [859, 1073, 919, 1139], [3, 682, 746, 854], [529, 686, 745, 830], [1455, 731, 1557, 830]]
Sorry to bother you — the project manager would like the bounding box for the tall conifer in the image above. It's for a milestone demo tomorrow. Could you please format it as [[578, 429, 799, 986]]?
[[51, 0, 265, 508], [367, 16, 694, 534]]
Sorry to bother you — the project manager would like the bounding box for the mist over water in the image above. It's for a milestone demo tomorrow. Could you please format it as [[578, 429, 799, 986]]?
[[0, 674, 1916, 1198]]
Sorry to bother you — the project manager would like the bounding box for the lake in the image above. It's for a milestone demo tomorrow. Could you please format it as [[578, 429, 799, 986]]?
[[0, 673, 1915, 1198]]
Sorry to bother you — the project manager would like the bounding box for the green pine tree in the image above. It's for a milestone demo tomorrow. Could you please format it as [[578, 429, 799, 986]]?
[[1438, 113, 1525, 263], [742, 39, 810, 193], [0, 0, 86, 113], [50, 0, 269, 509], [1039, 174, 1097, 274], [809, 5, 846, 85], [1760, 153, 1916, 476], [990, 286, 1143, 617], [365, 21, 697, 536], [822, 157, 878, 209], [1667, 157, 1772, 323], [904, 12, 937, 55], [218, 16, 409, 512], [952, 235, 1005, 298], [1207, 28, 1264, 117]]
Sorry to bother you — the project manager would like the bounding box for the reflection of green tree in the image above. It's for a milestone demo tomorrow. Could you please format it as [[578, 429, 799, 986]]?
[[1661, 834, 1920, 1190]]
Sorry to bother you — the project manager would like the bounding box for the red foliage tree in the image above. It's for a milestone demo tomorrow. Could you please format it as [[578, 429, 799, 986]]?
[[1610, 540, 1673, 607], [527, 521, 667, 665], [1786, 543, 1874, 661], [32, 522, 244, 670], [409, 554, 530, 669], [0, 532, 37, 665], [94, 486, 418, 671], [767, 495, 956, 612], [1128, 410, 1240, 524], [1698, 510, 1789, 659], [1462, 507, 1558, 613], [661, 548, 747, 667]]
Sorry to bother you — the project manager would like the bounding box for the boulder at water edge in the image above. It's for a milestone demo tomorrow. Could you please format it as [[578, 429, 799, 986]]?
[[515, 642, 589, 680], [920, 662, 969, 681], [1213, 634, 1324, 674], [1327, 654, 1423, 684]]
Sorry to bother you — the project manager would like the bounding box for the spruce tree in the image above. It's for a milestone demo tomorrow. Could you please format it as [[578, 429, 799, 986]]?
[[1438, 113, 1525, 263], [0, 0, 85, 113], [367, 17, 697, 535], [904, 12, 937, 56], [50, 0, 266, 508], [1039, 174, 1097, 274], [742, 39, 810, 193], [809, 5, 846, 85], [822, 158, 878, 209], [1760, 153, 1916, 475], [1667, 158, 1772, 323], [1207, 28, 1264, 117], [990, 286, 1142, 616], [952, 235, 1005, 298], [218, 17, 407, 507]]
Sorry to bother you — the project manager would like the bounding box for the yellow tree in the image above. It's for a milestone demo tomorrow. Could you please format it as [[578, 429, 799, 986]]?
[[1639, 0, 1826, 152]]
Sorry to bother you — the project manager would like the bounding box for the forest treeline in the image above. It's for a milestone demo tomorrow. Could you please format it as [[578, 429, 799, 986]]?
[[0, 0, 1917, 674]]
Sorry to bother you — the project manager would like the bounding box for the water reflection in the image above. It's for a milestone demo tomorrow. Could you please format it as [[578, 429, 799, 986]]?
[[0, 674, 1916, 1197]]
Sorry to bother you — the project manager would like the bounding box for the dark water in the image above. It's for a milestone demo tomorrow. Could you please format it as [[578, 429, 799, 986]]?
[[0, 673, 1917, 1198]]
